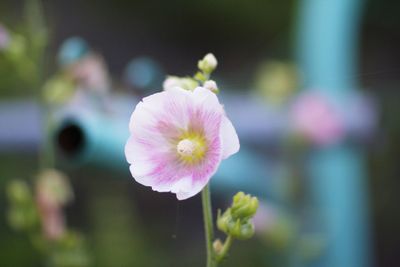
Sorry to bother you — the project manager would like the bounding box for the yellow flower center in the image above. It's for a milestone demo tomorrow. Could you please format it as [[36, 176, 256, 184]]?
[[176, 132, 207, 164]]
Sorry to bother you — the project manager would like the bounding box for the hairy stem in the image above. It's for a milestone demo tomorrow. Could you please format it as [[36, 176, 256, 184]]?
[[201, 184, 217, 267]]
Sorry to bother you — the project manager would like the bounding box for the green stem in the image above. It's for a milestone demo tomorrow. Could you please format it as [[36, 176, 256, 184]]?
[[201, 184, 216, 267], [216, 235, 234, 263], [39, 110, 55, 169]]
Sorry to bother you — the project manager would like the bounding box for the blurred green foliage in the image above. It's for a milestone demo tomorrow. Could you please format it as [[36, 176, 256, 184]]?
[[0, 0, 47, 98], [5, 169, 91, 267]]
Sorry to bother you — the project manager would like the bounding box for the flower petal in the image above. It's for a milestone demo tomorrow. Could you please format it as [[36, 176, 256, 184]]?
[[192, 86, 222, 111], [220, 115, 240, 159], [174, 177, 207, 200]]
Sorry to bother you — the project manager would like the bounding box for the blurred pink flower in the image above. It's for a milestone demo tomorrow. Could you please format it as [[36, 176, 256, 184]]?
[[291, 92, 344, 145], [0, 23, 10, 50], [37, 203, 66, 241], [35, 169, 74, 208], [125, 87, 239, 200], [68, 54, 110, 93], [35, 169, 73, 240]]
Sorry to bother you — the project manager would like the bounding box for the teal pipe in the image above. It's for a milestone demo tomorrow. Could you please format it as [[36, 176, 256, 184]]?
[[55, 109, 130, 171], [296, 0, 371, 267]]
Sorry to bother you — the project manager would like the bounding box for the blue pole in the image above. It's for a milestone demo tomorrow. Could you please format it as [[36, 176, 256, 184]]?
[[297, 0, 362, 92], [296, 1, 371, 267]]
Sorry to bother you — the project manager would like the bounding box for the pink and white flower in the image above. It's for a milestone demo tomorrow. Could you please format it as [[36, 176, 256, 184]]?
[[125, 87, 239, 200]]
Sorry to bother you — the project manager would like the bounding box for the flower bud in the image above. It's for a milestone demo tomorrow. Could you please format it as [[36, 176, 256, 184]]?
[[227, 219, 255, 240], [213, 239, 223, 254], [198, 53, 218, 74], [231, 192, 259, 220], [217, 192, 259, 240], [163, 76, 198, 91], [217, 212, 256, 240], [216, 209, 230, 233], [203, 80, 219, 93], [233, 221, 255, 240]]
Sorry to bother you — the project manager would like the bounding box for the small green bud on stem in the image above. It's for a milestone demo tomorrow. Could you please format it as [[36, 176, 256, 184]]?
[[231, 191, 259, 220], [214, 192, 259, 262]]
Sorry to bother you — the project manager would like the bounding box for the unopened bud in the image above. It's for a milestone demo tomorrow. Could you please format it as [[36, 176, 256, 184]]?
[[217, 212, 256, 240], [217, 209, 229, 233], [203, 80, 219, 93], [213, 239, 223, 254], [231, 192, 259, 220], [217, 192, 258, 240], [198, 53, 218, 74], [163, 76, 198, 91], [233, 221, 255, 240]]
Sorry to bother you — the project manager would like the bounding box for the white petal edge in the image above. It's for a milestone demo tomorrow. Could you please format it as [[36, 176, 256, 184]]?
[[130, 165, 156, 187], [130, 170, 208, 200], [173, 177, 209, 200], [220, 115, 240, 159]]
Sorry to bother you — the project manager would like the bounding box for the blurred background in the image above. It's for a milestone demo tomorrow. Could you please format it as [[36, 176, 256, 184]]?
[[0, 0, 399, 266]]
